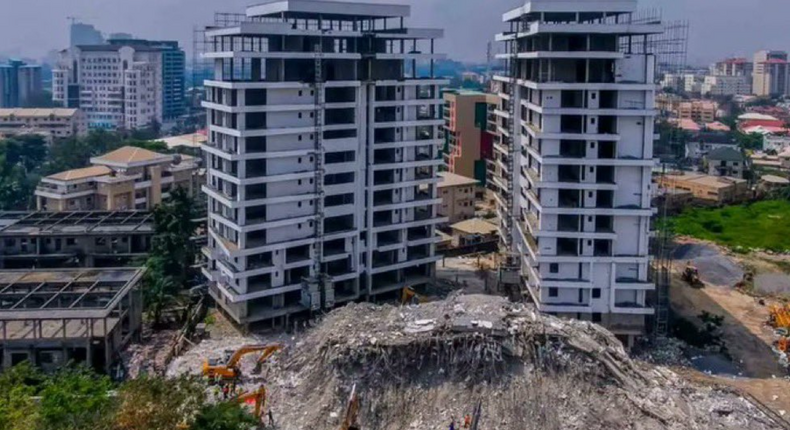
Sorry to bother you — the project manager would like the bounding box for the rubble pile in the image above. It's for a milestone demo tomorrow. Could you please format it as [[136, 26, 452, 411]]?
[[254, 294, 783, 430]]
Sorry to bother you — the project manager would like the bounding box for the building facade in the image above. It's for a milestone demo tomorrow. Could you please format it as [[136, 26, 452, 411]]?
[[438, 172, 478, 225], [677, 100, 717, 123], [491, 0, 660, 346], [36, 146, 198, 211], [53, 39, 185, 129], [0, 60, 43, 108], [200, 0, 447, 327], [701, 75, 752, 97], [0, 108, 87, 139], [442, 89, 497, 185], [712, 58, 752, 78], [753, 50, 789, 97]]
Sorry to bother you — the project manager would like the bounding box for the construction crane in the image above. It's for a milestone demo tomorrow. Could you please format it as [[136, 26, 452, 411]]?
[[338, 384, 361, 430], [202, 344, 282, 381], [235, 385, 267, 419]]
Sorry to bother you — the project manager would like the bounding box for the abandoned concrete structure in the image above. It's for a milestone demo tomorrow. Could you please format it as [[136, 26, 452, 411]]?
[[0, 211, 154, 269], [0, 268, 144, 373]]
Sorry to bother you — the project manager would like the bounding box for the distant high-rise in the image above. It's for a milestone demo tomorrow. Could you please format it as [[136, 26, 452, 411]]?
[[70, 22, 104, 47], [753, 50, 789, 97], [53, 39, 186, 129], [0, 59, 43, 108]]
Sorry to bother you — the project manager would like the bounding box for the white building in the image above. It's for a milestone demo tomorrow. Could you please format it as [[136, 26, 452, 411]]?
[[52, 44, 163, 130], [491, 0, 660, 346], [701, 75, 752, 97], [201, 0, 448, 327], [0, 108, 87, 139]]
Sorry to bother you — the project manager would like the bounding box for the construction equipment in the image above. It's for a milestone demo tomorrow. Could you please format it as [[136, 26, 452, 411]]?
[[202, 344, 282, 381], [770, 305, 790, 329], [338, 384, 360, 430], [735, 270, 755, 291], [682, 265, 704, 288], [235, 385, 267, 419], [400, 287, 436, 306]]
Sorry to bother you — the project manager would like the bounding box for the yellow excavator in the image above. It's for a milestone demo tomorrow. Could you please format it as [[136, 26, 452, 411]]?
[[401, 287, 434, 306], [339, 384, 361, 430], [235, 385, 267, 419], [202, 344, 282, 381]]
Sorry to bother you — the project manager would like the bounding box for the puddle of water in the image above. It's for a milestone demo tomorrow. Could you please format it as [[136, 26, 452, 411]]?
[[688, 350, 743, 377]]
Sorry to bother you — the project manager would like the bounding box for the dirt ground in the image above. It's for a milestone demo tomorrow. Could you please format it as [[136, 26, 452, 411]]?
[[434, 254, 499, 295], [669, 238, 790, 416]]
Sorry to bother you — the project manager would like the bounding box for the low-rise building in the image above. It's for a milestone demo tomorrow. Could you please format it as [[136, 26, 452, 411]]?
[[438, 172, 478, 225], [765, 135, 790, 153], [705, 147, 746, 178], [677, 101, 718, 123], [0, 108, 87, 139], [449, 218, 498, 248], [759, 174, 790, 194], [36, 146, 199, 212], [685, 132, 737, 161], [0, 211, 153, 269], [657, 173, 749, 205], [0, 268, 143, 373]]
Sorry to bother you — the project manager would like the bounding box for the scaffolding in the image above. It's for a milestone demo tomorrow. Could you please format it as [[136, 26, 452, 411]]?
[[618, 12, 690, 339]]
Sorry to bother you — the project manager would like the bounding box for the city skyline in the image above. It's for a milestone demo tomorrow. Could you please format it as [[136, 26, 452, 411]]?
[[0, 0, 788, 66]]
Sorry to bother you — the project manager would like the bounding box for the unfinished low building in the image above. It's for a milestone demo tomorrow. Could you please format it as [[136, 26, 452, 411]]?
[[0, 268, 144, 373], [0, 211, 153, 269]]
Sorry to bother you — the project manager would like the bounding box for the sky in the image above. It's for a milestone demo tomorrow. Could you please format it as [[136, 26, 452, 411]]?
[[0, 0, 788, 66]]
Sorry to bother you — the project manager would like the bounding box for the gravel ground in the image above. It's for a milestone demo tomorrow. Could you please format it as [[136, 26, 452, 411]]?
[[754, 273, 790, 296], [672, 243, 744, 288]]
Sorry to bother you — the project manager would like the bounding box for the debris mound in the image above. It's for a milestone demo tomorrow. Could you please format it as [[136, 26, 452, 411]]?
[[260, 294, 781, 430]]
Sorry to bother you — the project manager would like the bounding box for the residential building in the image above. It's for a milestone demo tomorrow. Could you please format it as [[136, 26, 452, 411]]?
[[52, 39, 186, 129], [449, 218, 498, 248], [685, 132, 737, 161], [0, 59, 43, 108], [438, 172, 478, 224], [36, 146, 199, 211], [108, 39, 187, 120], [0, 211, 153, 269], [701, 75, 752, 97], [753, 50, 789, 97], [712, 58, 753, 77], [0, 108, 87, 139], [682, 74, 702, 94], [442, 90, 497, 186], [492, 0, 661, 346], [765, 135, 790, 153], [0, 268, 142, 373], [70, 22, 104, 47], [705, 146, 746, 178], [657, 173, 749, 205], [200, 0, 447, 328], [677, 100, 717, 123]]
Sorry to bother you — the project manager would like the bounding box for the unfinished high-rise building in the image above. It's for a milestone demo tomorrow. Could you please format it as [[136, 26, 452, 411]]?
[[201, 0, 447, 327], [491, 0, 662, 346]]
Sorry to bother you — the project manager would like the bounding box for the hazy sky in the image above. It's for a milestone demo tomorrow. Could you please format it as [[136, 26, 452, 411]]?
[[0, 0, 788, 66]]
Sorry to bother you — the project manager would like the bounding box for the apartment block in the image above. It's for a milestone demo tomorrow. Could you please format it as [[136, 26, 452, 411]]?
[[753, 50, 790, 97], [712, 58, 753, 77], [0, 211, 153, 269], [0, 59, 42, 108], [36, 146, 198, 211], [442, 90, 498, 185], [0, 108, 87, 139], [677, 100, 717, 123], [53, 39, 186, 129], [702, 75, 752, 97], [438, 172, 479, 224], [200, 0, 448, 327], [492, 0, 660, 346]]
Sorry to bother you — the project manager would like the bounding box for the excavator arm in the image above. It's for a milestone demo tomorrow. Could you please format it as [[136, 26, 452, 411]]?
[[227, 344, 282, 368], [339, 384, 360, 430], [235, 385, 267, 418]]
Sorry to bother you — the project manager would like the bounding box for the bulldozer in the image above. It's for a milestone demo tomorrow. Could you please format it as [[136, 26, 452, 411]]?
[[202, 344, 282, 381], [682, 265, 704, 288]]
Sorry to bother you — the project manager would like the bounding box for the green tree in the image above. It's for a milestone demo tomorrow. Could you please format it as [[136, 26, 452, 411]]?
[[191, 402, 259, 430], [113, 376, 204, 430], [38, 366, 114, 430], [144, 187, 197, 325], [734, 131, 764, 151], [0, 362, 44, 430]]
